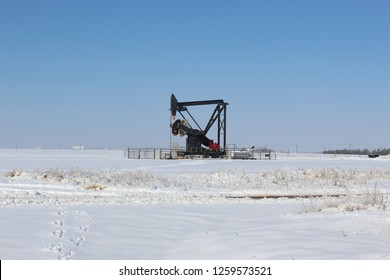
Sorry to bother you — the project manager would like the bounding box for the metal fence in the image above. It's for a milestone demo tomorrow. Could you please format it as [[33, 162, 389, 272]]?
[[125, 148, 168, 160], [125, 147, 276, 160]]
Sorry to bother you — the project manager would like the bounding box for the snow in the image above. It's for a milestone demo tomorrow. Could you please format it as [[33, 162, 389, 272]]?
[[1, 149, 390, 260]]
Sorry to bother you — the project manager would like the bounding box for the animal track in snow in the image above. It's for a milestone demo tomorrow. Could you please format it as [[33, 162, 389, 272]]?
[[48, 242, 73, 260], [70, 236, 84, 247], [54, 220, 64, 226], [79, 224, 90, 232], [52, 229, 64, 238], [57, 211, 66, 216], [47, 208, 93, 259]]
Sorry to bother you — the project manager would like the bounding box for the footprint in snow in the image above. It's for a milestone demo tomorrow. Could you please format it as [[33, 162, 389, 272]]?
[[47, 242, 73, 260], [79, 224, 89, 232], [54, 219, 64, 226], [57, 211, 67, 216], [52, 229, 64, 238], [48, 208, 93, 259], [70, 236, 85, 247]]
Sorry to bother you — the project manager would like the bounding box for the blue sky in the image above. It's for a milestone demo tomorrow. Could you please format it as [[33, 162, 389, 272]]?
[[1, 0, 389, 151]]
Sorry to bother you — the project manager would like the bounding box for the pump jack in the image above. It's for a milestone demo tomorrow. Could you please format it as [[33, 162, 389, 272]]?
[[170, 94, 228, 158]]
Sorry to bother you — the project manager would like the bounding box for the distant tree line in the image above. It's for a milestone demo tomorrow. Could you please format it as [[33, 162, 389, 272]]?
[[323, 148, 390, 155]]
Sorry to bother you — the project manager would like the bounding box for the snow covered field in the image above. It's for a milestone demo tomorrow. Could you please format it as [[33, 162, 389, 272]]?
[[1, 149, 390, 260]]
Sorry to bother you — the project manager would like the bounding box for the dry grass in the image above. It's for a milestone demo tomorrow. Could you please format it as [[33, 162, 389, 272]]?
[[5, 170, 22, 178], [85, 184, 107, 191], [300, 184, 389, 213]]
